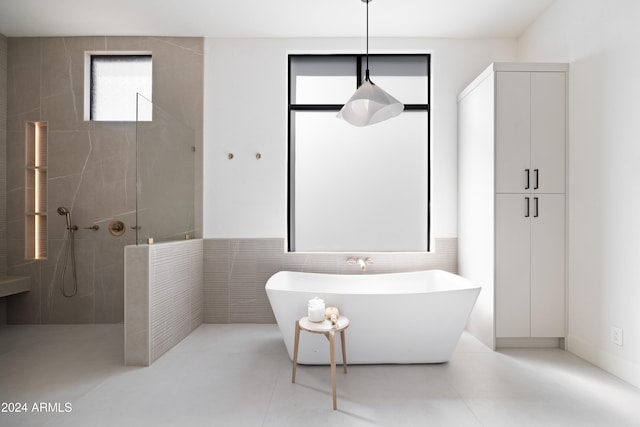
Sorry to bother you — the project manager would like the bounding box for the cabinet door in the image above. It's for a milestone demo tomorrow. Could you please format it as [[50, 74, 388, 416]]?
[[530, 194, 565, 337], [495, 72, 531, 194], [495, 194, 531, 337], [531, 73, 566, 194]]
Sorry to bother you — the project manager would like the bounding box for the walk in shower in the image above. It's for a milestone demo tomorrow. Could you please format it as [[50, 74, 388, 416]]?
[[135, 94, 196, 244], [4, 35, 203, 325]]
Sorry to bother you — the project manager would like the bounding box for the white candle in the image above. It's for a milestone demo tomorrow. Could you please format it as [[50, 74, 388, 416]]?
[[307, 297, 325, 322]]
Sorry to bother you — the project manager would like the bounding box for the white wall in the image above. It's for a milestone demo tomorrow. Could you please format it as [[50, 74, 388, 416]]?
[[519, 0, 640, 387], [203, 37, 516, 243]]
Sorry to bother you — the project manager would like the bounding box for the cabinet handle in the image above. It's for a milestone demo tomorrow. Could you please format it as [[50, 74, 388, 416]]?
[[534, 197, 539, 218], [524, 197, 530, 218], [534, 169, 539, 190], [525, 169, 530, 190]]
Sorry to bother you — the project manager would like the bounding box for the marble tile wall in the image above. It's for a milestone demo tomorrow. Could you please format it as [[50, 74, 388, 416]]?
[[125, 239, 204, 366], [0, 35, 7, 325], [4, 36, 203, 324], [0, 34, 7, 277], [203, 237, 457, 324]]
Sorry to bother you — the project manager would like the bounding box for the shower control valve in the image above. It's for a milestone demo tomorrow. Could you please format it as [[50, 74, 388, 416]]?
[[108, 220, 126, 236]]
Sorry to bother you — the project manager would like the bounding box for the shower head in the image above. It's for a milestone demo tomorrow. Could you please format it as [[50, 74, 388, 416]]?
[[57, 206, 72, 229]]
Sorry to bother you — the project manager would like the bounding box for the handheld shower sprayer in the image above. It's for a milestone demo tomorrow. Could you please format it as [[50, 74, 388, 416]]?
[[57, 206, 78, 297], [57, 206, 72, 230]]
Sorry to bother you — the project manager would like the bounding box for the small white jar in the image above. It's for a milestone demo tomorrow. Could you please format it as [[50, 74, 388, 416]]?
[[307, 297, 325, 322]]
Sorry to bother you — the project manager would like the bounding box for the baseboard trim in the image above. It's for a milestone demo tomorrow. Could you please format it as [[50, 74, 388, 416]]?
[[496, 337, 562, 349], [568, 334, 640, 388]]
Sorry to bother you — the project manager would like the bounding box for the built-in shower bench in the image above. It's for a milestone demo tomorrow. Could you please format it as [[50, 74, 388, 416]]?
[[0, 276, 31, 298]]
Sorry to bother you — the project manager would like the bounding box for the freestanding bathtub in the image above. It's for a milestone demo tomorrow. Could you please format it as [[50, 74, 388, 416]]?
[[265, 269, 481, 365]]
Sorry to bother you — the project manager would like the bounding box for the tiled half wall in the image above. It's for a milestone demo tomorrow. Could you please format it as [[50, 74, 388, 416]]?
[[204, 238, 457, 324], [125, 239, 203, 366]]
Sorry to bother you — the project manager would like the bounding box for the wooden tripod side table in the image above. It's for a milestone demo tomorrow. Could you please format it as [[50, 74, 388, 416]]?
[[291, 315, 350, 410]]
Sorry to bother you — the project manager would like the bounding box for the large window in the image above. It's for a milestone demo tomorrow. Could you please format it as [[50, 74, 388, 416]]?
[[288, 54, 430, 252]]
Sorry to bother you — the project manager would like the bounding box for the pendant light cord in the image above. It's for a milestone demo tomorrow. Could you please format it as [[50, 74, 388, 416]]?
[[365, 0, 370, 81]]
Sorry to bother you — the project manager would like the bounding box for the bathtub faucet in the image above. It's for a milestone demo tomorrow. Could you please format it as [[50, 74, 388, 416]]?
[[347, 257, 374, 271]]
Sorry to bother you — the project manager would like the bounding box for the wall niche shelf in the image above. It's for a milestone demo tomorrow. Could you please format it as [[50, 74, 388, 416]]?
[[25, 121, 48, 260]]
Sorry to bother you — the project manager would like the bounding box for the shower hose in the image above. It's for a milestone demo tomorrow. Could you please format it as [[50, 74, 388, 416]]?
[[60, 227, 78, 298]]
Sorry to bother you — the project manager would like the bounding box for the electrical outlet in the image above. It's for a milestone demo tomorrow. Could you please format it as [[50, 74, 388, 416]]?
[[610, 326, 623, 346]]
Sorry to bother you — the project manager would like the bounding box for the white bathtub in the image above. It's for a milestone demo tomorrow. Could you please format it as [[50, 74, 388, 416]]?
[[265, 269, 481, 364]]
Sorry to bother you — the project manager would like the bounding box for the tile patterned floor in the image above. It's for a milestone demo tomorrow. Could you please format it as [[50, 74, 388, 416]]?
[[1, 324, 639, 426]]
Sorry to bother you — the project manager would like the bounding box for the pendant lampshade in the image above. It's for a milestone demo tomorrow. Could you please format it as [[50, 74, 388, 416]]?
[[338, 0, 404, 127]]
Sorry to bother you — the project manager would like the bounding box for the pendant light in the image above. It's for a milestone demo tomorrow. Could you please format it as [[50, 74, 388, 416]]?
[[337, 0, 404, 127]]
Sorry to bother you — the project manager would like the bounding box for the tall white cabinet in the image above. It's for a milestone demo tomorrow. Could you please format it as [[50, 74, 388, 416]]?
[[458, 63, 568, 349]]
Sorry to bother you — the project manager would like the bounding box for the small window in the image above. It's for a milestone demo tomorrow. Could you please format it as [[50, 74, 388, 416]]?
[[86, 54, 152, 121]]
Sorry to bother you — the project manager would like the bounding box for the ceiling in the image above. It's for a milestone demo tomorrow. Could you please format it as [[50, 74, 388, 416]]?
[[0, 0, 555, 39]]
